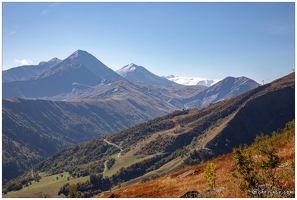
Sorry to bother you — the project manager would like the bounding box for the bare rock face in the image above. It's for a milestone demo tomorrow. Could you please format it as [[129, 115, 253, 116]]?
[[198, 187, 225, 198], [180, 187, 224, 198], [180, 190, 199, 198]]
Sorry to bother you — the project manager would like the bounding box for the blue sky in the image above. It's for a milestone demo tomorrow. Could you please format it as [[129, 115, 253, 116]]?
[[2, 2, 295, 84]]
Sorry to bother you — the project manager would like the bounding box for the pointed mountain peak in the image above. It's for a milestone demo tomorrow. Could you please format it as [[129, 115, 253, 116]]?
[[120, 63, 147, 72], [68, 49, 93, 60], [61, 50, 123, 81], [117, 63, 142, 75], [116, 63, 181, 86]]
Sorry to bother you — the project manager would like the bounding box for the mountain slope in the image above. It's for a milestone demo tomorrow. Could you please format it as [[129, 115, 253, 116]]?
[[131, 81, 207, 109], [13, 72, 294, 195], [99, 120, 295, 198], [183, 76, 260, 108], [2, 91, 177, 184], [3, 50, 123, 99], [2, 58, 61, 83], [105, 73, 293, 158], [2, 134, 42, 184], [3, 62, 103, 99], [68, 50, 123, 81], [117, 63, 180, 86]]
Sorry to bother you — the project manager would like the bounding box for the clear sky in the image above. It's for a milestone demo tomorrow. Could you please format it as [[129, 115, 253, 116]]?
[[2, 2, 295, 84]]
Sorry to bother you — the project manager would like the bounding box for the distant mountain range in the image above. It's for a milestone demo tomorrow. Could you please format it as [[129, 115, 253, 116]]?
[[2, 50, 260, 107], [2, 49, 261, 184], [164, 75, 221, 87]]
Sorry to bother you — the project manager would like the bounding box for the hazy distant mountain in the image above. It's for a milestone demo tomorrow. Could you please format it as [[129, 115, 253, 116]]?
[[2, 50, 124, 99], [183, 76, 261, 108], [3, 51, 257, 106], [117, 63, 180, 86], [2, 57, 61, 83], [67, 50, 123, 81], [164, 75, 221, 87], [3, 62, 104, 99]]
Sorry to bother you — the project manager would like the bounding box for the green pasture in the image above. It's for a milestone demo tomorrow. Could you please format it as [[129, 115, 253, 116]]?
[[3, 172, 89, 198], [103, 154, 154, 177], [3, 154, 154, 198]]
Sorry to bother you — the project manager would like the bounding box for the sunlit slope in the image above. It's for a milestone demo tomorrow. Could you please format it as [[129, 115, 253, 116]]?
[[98, 120, 295, 198]]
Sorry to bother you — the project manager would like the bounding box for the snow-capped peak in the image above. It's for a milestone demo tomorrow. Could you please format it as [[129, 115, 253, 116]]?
[[126, 63, 137, 71], [116, 63, 140, 76]]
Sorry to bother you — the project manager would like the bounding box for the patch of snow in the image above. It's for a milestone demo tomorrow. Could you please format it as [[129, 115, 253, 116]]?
[[167, 76, 221, 87]]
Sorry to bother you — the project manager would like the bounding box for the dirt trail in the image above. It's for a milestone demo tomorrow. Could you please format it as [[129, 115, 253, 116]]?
[[103, 139, 123, 174], [103, 160, 108, 174]]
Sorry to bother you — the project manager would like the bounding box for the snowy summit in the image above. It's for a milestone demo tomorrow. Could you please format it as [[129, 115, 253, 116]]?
[[117, 63, 137, 75]]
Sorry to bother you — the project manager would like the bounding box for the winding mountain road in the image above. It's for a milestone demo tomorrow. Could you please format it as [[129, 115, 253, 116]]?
[[104, 139, 123, 157], [103, 160, 108, 174]]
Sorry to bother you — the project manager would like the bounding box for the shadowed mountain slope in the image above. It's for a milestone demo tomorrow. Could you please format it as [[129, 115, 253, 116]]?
[[2, 90, 177, 184]]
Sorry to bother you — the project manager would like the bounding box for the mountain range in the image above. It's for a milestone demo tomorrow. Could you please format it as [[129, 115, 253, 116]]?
[[2, 50, 261, 184], [4, 72, 294, 197]]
